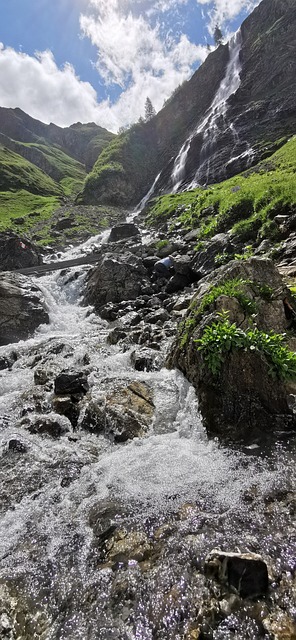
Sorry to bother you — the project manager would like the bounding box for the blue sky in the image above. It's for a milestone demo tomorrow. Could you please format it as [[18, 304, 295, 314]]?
[[0, 0, 259, 132]]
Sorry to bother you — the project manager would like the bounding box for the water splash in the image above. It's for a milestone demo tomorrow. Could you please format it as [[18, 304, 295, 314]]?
[[171, 30, 242, 191]]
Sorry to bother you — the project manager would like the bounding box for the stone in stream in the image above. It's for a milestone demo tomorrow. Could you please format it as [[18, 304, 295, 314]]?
[[54, 371, 89, 396], [204, 550, 269, 598], [83, 251, 152, 311], [80, 381, 154, 442], [0, 231, 43, 271], [21, 414, 71, 438], [108, 223, 140, 243], [0, 272, 49, 345], [130, 348, 163, 372]]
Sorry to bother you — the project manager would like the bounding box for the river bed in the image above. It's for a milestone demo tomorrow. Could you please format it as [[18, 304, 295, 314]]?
[[0, 233, 295, 639]]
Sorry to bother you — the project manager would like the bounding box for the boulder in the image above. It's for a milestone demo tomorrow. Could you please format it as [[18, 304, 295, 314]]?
[[130, 348, 163, 371], [108, 223, 140, 243], [0, 232, 43, 271], [205, 550, 269, 598], [168, 258, 296, 438], [54, 371, 89, 396], [83, 252, 152, 311], [21, 414, 71, 438], [81, 381, 154, 442], [0, 272, 49, 345], [192, 233, 234, 278]]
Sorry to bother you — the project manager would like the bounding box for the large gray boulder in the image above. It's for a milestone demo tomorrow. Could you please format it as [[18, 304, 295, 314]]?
[[83, 252, 152, 311], [168, 258, 296, 439], [0, 232, 43, 271], [108, 223, 140, 243], [0, 272, 49, 345]]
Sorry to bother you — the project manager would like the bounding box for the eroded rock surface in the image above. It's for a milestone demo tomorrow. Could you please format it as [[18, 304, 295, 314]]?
[[0, 231, 43, 271], [83, 252, 152, 311], [0, 272, 49, 345], [168, 258, 296, 438]]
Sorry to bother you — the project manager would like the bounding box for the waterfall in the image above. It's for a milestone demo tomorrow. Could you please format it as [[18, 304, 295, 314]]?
[[171, 29, 242, 191]]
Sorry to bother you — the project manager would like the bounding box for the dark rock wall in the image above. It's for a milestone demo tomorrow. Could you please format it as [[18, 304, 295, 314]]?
[[79, 0, 296, 206]]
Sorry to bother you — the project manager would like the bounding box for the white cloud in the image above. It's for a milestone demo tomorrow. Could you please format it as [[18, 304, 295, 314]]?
[[0, 0, 258, 132], [80, 1, 207, 125], [196, 0, 259, 31], [0, 44, 119, 131]]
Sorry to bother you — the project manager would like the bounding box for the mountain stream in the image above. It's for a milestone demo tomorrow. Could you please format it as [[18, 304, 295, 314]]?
[[0, 228, 295, 639]]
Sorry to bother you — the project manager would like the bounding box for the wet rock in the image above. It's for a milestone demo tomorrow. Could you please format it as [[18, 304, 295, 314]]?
[[205, 550, 269, 598], [0, 231, 43, 271], [52, 396, 80, 427], [107, 327, 129, 345], [54, 371, 89, 396], [117, 310, 141, 328], [166, 272, 192, 294], [22, 413, 71, 438], [0, 272, 49, 345], [108, 223, 140, 243], [104, 381, 154, 442], [83, 251, 152, 311], [7, 439, 28, 453], [104, 528, 152, 566], [130, 348, 163, 371], [144, 309, 170, 324], [0, 351, 17, 370], [168, 258, 296, 438], [263, 611, 296, 639]]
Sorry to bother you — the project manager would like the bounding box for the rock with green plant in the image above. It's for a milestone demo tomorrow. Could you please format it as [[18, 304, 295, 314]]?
[[167, 257, 296, 439]]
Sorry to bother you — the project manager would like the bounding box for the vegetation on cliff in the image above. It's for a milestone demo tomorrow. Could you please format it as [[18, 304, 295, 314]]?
[[147, 137, 296, 248]]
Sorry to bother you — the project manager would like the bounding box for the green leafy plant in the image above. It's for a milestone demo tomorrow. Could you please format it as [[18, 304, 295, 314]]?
[[196, 317, 296, 380]]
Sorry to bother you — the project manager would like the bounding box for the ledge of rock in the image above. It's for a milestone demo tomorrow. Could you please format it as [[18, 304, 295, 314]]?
[[0, 272, 49, 345], [0, 232, 43, 271], [205, 550, 269, 598], [167, 257, 296, 439]]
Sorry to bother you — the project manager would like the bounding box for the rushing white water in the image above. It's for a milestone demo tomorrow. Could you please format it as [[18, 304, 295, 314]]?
[[0, 230, 295, 638], [171, 30, 242, 191], [126, 171, 162, 223]]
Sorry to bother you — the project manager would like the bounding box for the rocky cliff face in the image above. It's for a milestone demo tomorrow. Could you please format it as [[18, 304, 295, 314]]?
[[79, 0, 296, 207]]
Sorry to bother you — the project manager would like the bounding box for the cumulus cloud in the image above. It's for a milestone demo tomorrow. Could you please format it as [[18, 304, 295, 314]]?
[[0, 44, 120, 130], [196, 0, 259, 32], [79, 0, 207, 126], [0, 0, 258, 131]]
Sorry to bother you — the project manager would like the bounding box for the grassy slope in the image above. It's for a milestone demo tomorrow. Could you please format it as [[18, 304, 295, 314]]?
[[0, 144, 62, 196], [0, 141, 87, 238], [147, 137, 296, 246], [80, 122, 157, 205], [25, 143, 86, 194]]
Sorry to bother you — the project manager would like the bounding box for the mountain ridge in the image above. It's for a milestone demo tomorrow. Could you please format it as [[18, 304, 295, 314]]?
[[79, 0, 296, 207]]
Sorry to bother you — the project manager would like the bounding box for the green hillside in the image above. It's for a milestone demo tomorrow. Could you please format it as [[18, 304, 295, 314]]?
[[147, 137, 296, 251], [0, 144, 63, 196], [23, 143, 86, 194]]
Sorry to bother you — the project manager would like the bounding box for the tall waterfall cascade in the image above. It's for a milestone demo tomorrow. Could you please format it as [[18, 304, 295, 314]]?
[[171, 30, 243, 192]]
